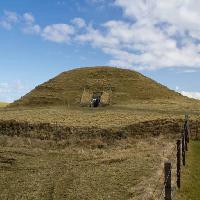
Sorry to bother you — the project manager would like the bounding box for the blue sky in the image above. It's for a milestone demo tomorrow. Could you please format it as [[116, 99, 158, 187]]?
[[0, 0, 200, 102]]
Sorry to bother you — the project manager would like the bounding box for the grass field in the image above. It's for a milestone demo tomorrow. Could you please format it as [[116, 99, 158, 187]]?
[[175, 140, 200, 200], [0, 136, 175, 200], [0, 102, 8, 107], [0, 94, 200, 199], [1, 99, 200, 128], [0, 100, 199, 199]]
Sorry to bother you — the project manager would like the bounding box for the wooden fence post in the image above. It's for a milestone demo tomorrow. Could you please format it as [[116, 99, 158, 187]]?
[[164, 161, 172, 200], [196, 124, 198, 140], [187, 120, 190, 143], [182, 134, 185, 166], [187, 121, 191, 143], [185, 114, 190, 143], [177, 140, 181, 188], [185, 127, 188, 151]]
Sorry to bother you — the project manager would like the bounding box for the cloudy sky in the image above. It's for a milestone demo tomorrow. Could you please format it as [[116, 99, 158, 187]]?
[[0, 0, 200, 102]]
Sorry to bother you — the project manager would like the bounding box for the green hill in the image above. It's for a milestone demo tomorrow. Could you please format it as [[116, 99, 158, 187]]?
[[10, 66, 185, 107]]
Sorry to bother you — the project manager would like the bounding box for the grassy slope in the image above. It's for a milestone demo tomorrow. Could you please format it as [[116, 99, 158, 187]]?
[[175, 140, 200, 200], [10, 66, 184, 107]]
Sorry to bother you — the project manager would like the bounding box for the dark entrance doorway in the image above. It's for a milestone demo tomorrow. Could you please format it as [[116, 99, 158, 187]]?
[[90, 92, 102, 107]]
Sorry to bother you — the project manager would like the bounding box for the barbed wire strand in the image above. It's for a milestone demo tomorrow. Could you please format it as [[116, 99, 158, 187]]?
[[151, 133, 184, 200]]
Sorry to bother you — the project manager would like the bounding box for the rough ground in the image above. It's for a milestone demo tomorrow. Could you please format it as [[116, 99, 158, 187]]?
[[0, 99, 200, 199], [0, 136, 175, 200], [2, 100, 200, 128]]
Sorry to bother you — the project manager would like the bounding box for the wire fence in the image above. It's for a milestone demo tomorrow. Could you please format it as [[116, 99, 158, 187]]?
[[150, 115, 190, 200]]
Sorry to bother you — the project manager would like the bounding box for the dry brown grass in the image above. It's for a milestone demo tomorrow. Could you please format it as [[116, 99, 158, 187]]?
[[101, 91, 111, 105], [0, 102, 8, 107], [80, 89, 92, 106], [2, 99, 200, 128], [9, 66, 186, 107], [0, 135, 176, 200], [1, 96, 200, 199]]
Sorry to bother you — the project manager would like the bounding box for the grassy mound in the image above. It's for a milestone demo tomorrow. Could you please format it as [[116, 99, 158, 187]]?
[[9, 66, 185, 107]]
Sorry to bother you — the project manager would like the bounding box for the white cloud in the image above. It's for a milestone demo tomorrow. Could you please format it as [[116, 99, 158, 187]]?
[[182, 69, 196, 73], [13, 80, 24, 90], [0, 83, 10, 93], [0, 11, 74, 42], [4, 10, 18, 23], [0, 10, 19, 30], [23, 13, 35, 24], [76, 19, 200, 70], [22, 12, 41, 35], [71, 18, 86, 28], [0, 81, 30, 103], [114, 0, 200, 29], [175, 86, 180, 91], [42, 24, 75, 43], [0, 81, 25, 93], [0, 11, 40, 35], [76, 25, 120, 48], [181, 91, 200, 100], [22, 24, 41, 34], [1, 2, 200, 70], [0, 20, 12, 30], [76, 0, 200, 70]]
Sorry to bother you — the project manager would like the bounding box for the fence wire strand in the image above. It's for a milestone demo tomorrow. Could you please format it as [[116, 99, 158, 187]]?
[[152, 134, 187, 200], [151, 142, 177, 199], [151, 118, 190, 200]]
